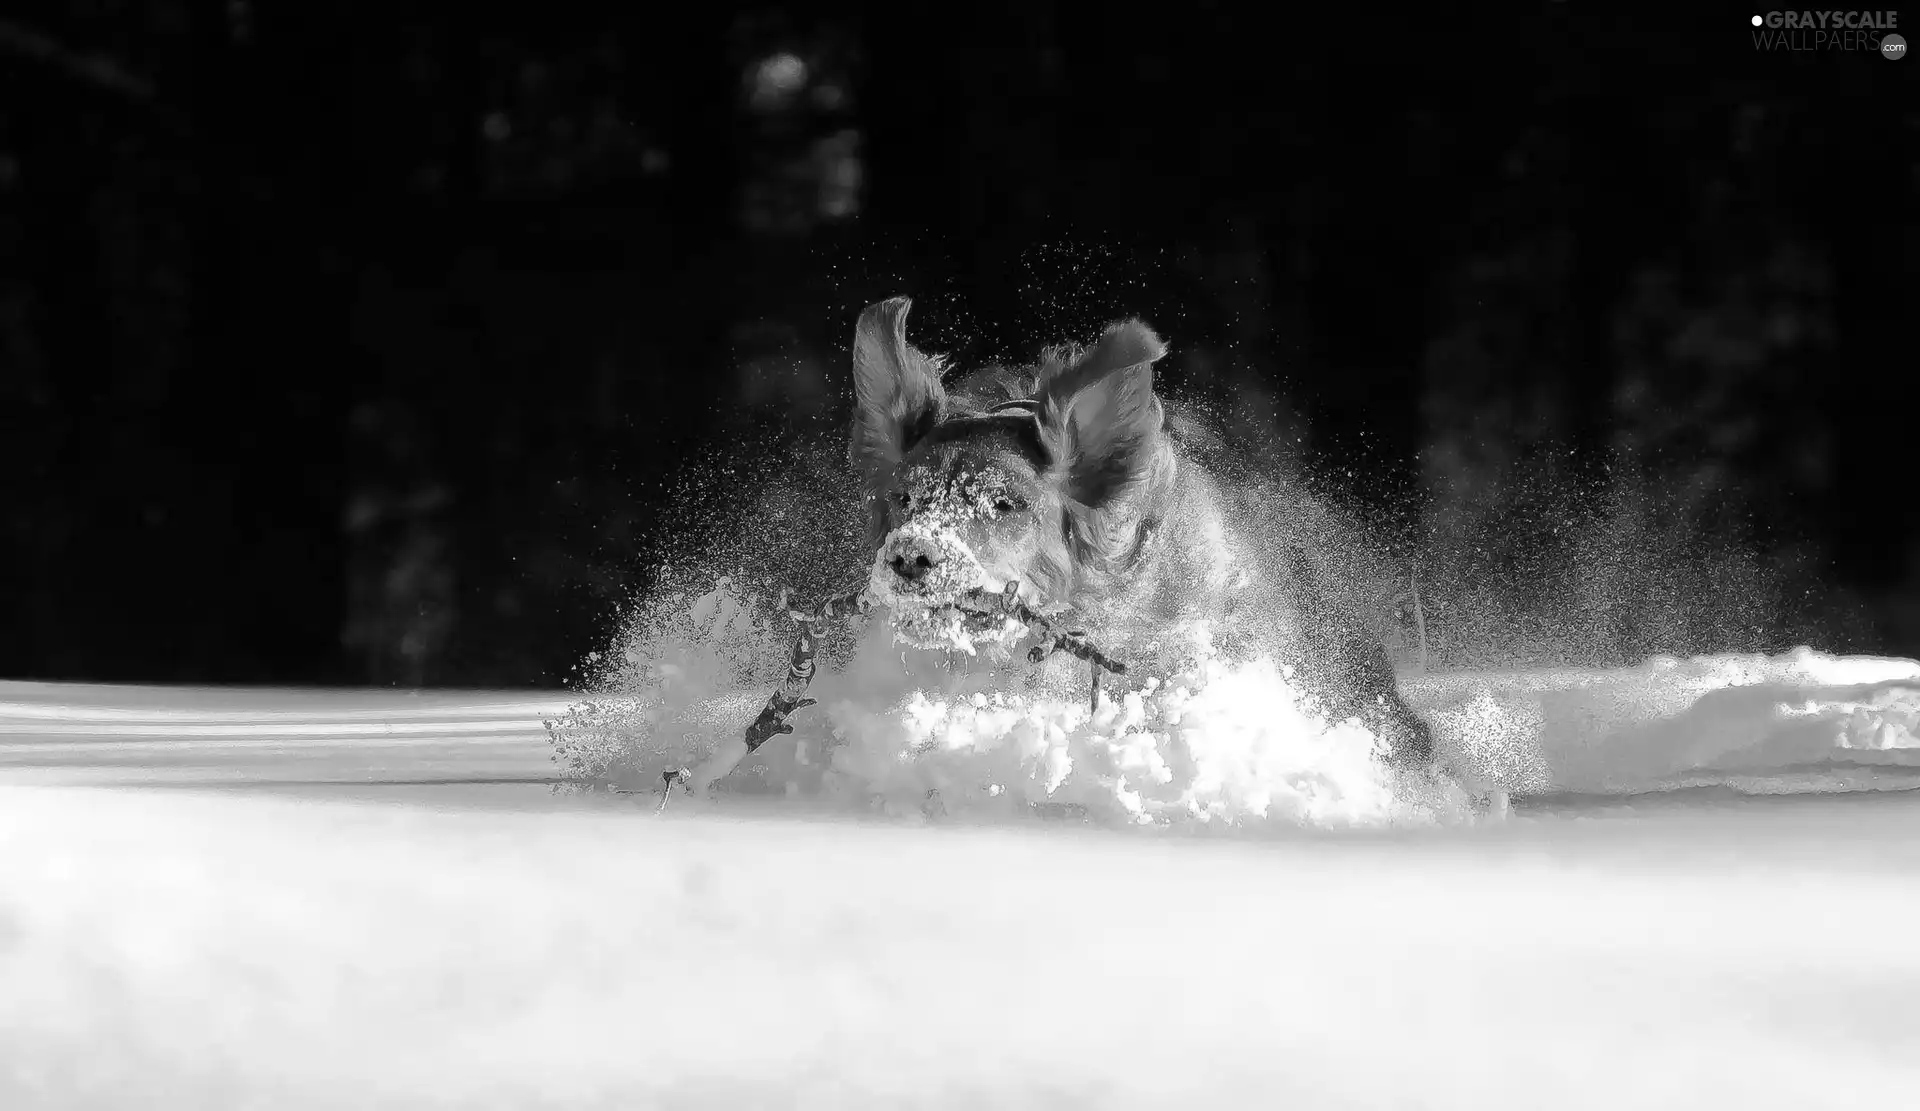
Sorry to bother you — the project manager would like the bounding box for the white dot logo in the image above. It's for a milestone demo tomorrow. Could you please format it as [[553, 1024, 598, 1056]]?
[[1884, 34, 1907, 60], [1751, 14, 1763, 26]]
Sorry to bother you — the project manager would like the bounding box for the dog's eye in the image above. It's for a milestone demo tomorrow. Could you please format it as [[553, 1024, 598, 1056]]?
[[992, 495, 1018, 514], [893, 489, 911, 510]]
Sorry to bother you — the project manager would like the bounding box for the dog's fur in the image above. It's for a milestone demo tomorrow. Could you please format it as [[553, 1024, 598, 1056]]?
[[848, 296, 1433, 767]]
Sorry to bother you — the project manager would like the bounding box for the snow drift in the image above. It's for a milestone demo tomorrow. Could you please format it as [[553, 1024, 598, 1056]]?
[[543, 578, 1920, 825], [3, 657, 1919, 1108], [6, 639, 1916, 808], [3, 780, 1920, 1109]]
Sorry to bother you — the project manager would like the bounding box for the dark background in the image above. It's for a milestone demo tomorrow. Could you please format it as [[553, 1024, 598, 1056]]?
[[2, 2, 1914, 688]]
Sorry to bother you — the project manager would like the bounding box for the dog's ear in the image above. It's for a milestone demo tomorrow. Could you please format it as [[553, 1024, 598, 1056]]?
[[849, 297, 947, 487], [1037, 318, 1168, 509]]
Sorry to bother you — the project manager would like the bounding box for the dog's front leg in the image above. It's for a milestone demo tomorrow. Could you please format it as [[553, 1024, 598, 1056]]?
[[659, 590, 854, 810]]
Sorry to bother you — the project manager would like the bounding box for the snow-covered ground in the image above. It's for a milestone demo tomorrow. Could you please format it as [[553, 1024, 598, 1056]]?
[[3, 651, 1919, 1108]]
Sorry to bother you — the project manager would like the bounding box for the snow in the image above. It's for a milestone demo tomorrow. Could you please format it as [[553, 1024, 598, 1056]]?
[[544, 581, 1920, 827], [1406, 648, 1920, 797], [3, 653, 1920, 1106], [2, 780, 1920, 1107]]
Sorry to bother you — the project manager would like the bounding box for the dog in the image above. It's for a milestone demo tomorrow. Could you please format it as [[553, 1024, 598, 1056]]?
[[848, 296, 1435, 770]]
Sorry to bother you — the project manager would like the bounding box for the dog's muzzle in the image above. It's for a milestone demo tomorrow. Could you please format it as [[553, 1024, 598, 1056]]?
[[868, 525, 1029, 653], [882, 532, 943, 587]]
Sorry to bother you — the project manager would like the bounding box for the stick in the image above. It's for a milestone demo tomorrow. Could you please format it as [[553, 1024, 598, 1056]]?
[[955, 583, 1127, 677], [659, 581, 1125, 807]]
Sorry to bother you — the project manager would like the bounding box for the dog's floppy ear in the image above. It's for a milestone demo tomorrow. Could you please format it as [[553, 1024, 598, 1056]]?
[[849, 297, 947, 487], [1037, 318, 1168, 509]]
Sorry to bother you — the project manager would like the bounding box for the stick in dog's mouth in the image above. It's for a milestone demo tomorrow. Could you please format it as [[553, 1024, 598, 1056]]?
[[864, 526, 1038, 654], [884, 595, 1030, 655], [659, 581, 1125, 809], [898, 582, 1128, 678]]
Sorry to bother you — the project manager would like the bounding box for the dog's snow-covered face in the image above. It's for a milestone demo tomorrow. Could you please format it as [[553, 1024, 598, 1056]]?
[[847, 297, 1170, 652], [864, 426, 1061, 652]]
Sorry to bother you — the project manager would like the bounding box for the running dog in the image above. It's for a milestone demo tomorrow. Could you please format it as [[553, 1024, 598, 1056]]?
[[849, 296, 1435, 768]]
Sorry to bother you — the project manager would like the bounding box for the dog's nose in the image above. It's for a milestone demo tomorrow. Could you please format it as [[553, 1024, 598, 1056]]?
[[887, 539, 940, 583]]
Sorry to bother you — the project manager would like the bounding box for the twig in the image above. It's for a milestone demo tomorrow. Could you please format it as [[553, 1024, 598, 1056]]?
[[959, 583, 1123, 713], [954, 583, 1127, 676], [658, 581, 1126, 808]]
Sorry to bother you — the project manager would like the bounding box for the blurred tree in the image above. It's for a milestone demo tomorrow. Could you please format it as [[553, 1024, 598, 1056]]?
[[341, 400, 456, 686], [3, 1, 1915, 686], [0, 3, 210, 678], [732, 13, 861, 237], [1419, 227, 1580, 563]]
